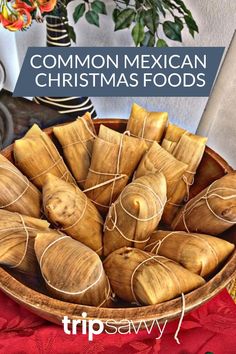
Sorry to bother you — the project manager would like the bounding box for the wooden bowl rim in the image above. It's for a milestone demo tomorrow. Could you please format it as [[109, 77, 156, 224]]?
[[0, 118, 235, 325]]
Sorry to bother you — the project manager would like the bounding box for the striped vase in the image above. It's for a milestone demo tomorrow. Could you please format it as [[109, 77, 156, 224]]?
[[34, 15, 96, 119]]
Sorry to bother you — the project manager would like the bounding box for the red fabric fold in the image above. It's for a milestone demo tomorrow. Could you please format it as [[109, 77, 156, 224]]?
[[0, 289, 235, 354]]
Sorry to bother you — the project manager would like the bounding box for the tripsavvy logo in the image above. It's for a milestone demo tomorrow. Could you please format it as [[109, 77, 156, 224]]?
[[62, 312, 183, 344]]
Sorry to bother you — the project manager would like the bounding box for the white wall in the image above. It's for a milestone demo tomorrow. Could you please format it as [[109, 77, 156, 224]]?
[[197, 32, 236, 168], [0, 22, 45, 92], [67, 0, 236, 132], [0, 31, 20, 91]]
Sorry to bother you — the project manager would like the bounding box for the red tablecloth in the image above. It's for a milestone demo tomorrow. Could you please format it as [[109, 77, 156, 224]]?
[[0, 289, 236, 354]]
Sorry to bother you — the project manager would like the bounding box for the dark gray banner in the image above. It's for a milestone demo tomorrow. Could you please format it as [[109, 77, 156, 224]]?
[[13, 47, 224, 97]]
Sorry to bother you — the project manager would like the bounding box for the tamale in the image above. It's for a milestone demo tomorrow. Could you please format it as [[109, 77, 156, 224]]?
[[135, 142, 188, 198], [53, 112, 96, 188], [127, 103, 168, 146], [172, 172, 236, 235], [162, 132, 207, 225], [0, 154, 41, 217], [161, 123, 187, 153], [103, 174, 167, 256], [35, 231, 111, 306], [104, 247, 205, 305], [43, 173, 103, 255], [14, 124, 75, 188], [144, 230, 235, 277], [84, 125, 147, 214], [0, 209, 50, 276]]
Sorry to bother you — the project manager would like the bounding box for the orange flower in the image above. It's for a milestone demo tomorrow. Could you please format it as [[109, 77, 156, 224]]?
[[13, 0, 36, 12], [0, 0, 56, 32], [37, 0, 57, 13], [0, 5, 32, 31]]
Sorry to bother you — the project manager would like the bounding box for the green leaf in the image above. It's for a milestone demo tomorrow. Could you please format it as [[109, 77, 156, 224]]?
[[66, 24, 76, 43], [184, 15, 199, 37], [132, 22, 145, 46], [163, 2, 170, 10], [172, 4, 185, 15], [156, 38, 168, 47], [156, 0, 166, 17], [85, 10, 99, 27], [73, 3, 86, 24], [112, 8, 120, 22], [163, 21, 182, 42], [114, 8, 136, 31], [174, 0, 192, 16], [174, 16, 183, 30], [141, 31, 155, 47], [143, 9, 159, 34], [91, 0, 107, 15]]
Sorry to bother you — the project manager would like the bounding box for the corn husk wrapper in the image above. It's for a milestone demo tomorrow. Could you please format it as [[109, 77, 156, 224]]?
[[0, 209, 50, 276], [14, 124, 75, 188], [103, 174, 167, 256], [43, 173, 103, 255], [172, 172, 236, 235], [135, 142, 187, 198], [104, 247, 205, 305], [0, 154, 41, 217], [127, 103, 168, 146], [162, 132, 207, 225], [35, 232, 111, 306], [53, 113, 96, 188], [161, 123, 187, 153], [84, 125, 147, 214], [144, 230, 235, 277]]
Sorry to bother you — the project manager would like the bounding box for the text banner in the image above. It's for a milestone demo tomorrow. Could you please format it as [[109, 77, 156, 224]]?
[[13, 47, 224, 97]]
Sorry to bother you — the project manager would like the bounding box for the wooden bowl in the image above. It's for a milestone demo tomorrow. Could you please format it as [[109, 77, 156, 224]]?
[[0, 118, 236, 327]]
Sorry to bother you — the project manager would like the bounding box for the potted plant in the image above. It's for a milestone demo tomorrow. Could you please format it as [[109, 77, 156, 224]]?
[[0, 0, 198, 47]]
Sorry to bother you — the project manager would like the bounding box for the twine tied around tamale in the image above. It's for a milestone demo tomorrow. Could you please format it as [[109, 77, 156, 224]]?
[[130, 252, 182, 305], [43, 184, 101, 233], [30, 156, 64, 181], [144, 231, 180, 253], [130, 134, 158, 144], [62, 137, 94, 150], [144, 231, 219, 266], [104, 182, 166, 244], [177, 180, 236, 233], [2, 213, 31, 269], [61, 116, 96, 158], [95, 246, 104, 254], [61, 193, 88, 232], [0, 163, 37, 208], [84, 170, 127, 193], [167, 201, 183, 207], [129, 114, 161, 144], [83, 131, 130, 208], [81, 115, 97, 138], [39, 235, 105, 295], [129, 251, 185, 344], [183, 170, 196, 202], [165, 170, 196, 209], [97, 276, 115, 308], [30, 133, 72, 183]]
